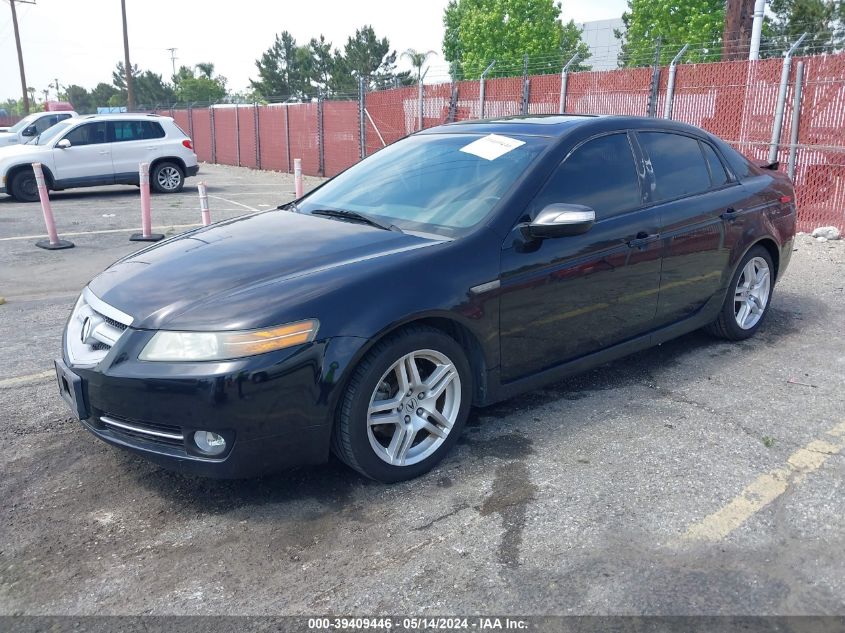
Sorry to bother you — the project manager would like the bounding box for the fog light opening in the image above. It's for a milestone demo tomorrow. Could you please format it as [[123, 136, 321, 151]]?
[[193, 431, 227, 456]]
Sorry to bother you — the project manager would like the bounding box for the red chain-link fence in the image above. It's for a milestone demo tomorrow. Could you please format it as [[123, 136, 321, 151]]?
[[152, 52, 845, 231]]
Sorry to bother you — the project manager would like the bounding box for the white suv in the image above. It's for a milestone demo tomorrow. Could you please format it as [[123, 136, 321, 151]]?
[[0, 114, 199, 202], [0, 110, 78, 146]]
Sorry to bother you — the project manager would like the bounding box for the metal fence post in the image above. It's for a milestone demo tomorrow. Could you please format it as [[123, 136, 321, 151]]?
[[187, 104, 194, 141], [317, 91, 325, 176], [787, 60, 805, 180], [521, 54, 530, 115], [358, 76, 366, 159], [559, 52, 580, 113], [254, 102, 261, 170], [647, 38, 662, 118], [209, 106, 216, 164], [418, 68, 429, 131], [284, 105, 292, 173], [769, 33, 807, 164], [235, 104, 241, 167], [663, 44, 689, 120], [479, 61, 496, 119], [447, 82, 458, 123]]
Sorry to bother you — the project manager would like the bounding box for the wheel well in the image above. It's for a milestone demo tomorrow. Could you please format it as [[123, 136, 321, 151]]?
[[6, 163, 54, 194], [150, 156, 186, 174], [347, 317, 489, 407], [753, 238, 780, 281]]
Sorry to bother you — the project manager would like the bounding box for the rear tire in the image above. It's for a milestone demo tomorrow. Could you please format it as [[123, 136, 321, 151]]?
[[332, 326, 472, 483], [10, 169, 40, 202], [706, 245, 774, 341], [151, 161, 184, 193]]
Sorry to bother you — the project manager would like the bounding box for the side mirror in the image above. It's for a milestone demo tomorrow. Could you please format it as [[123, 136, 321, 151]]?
[[56, 139, 72, 149], [21, 126, 36, 137], [523, 203, 596, 240]]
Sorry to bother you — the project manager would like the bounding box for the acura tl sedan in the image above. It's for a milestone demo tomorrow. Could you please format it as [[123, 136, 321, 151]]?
[[56, 115, 796, 482]]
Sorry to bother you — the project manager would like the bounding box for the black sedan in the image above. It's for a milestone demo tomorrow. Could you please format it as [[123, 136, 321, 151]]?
[[55, 115, 796, 482]]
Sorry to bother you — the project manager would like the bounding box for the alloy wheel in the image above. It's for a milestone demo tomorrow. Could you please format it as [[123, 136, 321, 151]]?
[[366, 349, 461, 467], [734, 256, 771, 329], [157, 166, 182, 191]]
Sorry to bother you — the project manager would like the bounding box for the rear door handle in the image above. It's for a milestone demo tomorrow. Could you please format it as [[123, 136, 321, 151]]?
[[627, 231, 660, 248]]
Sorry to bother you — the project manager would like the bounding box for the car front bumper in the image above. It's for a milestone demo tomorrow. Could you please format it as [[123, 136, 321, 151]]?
[[58, 334, 365, 478]]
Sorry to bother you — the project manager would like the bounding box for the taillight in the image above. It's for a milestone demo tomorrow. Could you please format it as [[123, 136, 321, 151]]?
[[779, 195, 792, 204], [182, 139, 193, 150]]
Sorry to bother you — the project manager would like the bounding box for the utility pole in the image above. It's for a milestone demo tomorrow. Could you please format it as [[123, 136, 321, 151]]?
[[121, 0, 135, 111], [9, 0, 36, 115], [723, 0, 755, 60], [167, 47, 178, 78]]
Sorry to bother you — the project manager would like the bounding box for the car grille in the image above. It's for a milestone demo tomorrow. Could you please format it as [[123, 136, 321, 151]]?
[[65, 288, 134, 365], [99, 415, 185, 448]]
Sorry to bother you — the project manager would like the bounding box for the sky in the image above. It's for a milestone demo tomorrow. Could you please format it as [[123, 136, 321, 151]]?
[[0, 0, 628, 102]]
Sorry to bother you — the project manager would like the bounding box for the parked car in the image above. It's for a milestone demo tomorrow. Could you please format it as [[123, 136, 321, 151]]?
[[55, 115, 796, 482], [0, 113, 198, 201], [0, 110, 77, 145]]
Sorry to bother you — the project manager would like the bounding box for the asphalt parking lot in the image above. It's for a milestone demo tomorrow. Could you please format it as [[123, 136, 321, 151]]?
[[1, 164, 844, 616]]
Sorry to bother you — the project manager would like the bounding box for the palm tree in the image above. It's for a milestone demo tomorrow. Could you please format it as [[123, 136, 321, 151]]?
[[195, 63, 215, 79], [401, 48, 437, 84]]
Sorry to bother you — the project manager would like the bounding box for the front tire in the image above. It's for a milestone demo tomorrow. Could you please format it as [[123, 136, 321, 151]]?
[[332, 326, 472, 483], [151, 161, 184, 193], [10, 169, 40, 202], [707, 245, 774, 340]]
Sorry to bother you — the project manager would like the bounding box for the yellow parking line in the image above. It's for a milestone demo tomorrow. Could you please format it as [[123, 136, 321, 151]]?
[[0, 369, 55, 389], [684, 421, 845, 542]]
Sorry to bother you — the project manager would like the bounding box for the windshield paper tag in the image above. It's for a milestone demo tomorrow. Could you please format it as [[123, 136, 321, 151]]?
[[460, 134, 525, 161]]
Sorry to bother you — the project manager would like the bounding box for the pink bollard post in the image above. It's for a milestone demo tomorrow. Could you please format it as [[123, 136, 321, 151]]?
[[197, 181, 211, 226], [33, 162, 74, 250], [294, 158, 304, 198], [130, 162, 164, 242]]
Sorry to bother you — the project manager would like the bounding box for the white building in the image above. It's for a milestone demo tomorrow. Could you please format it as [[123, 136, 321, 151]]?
[[576, 18, 626, 71]]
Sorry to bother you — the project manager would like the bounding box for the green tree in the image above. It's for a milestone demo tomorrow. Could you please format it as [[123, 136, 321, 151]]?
[[174, 64, 228, 104], [402, 48, 437, 83], [250, 31, 311, 100], [762, 0, 845, 56], [90, 82, 119, 109], [443, 0, 590, 79], [63, 85, 95, 113], [111, 62, 174, 107], [342, 25, 411, 89], [616, 0, 725, 67]]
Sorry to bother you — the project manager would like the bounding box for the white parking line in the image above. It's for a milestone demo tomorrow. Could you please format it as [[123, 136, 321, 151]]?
[[0, 224, 202, 242], [208, 195, 259, 212], [0, 370, 55, 389]]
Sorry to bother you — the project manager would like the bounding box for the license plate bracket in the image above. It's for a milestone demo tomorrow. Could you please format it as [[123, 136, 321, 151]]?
[[54, 359, 88, 420]]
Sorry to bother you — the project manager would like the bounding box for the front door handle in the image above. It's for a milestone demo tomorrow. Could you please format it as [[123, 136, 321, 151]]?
[[627, 231, 660, 249]]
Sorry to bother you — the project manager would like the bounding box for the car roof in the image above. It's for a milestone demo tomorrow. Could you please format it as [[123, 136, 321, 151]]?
[[77, 113, 173, 122], [419, 114, 711, 139]]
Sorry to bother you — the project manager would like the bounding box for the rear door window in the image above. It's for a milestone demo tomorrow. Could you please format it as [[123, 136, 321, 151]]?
[[533, 133, 642, 220], [701, 141, 730, 187], [638, 132, 711, 202], [110, 121, 166, 142]]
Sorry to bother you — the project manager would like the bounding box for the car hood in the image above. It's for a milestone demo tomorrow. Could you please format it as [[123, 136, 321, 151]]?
[[88, 210, 443, 330], [0, 140, 43, 159]]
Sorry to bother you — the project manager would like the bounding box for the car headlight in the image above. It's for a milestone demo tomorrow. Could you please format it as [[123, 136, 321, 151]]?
[[138, 319, 319, 361]]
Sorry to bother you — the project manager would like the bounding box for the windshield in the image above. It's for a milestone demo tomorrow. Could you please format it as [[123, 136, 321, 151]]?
[[35, 119, 74, 145], [8, 113, 39, 133], [298, 133, 548, 237]]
